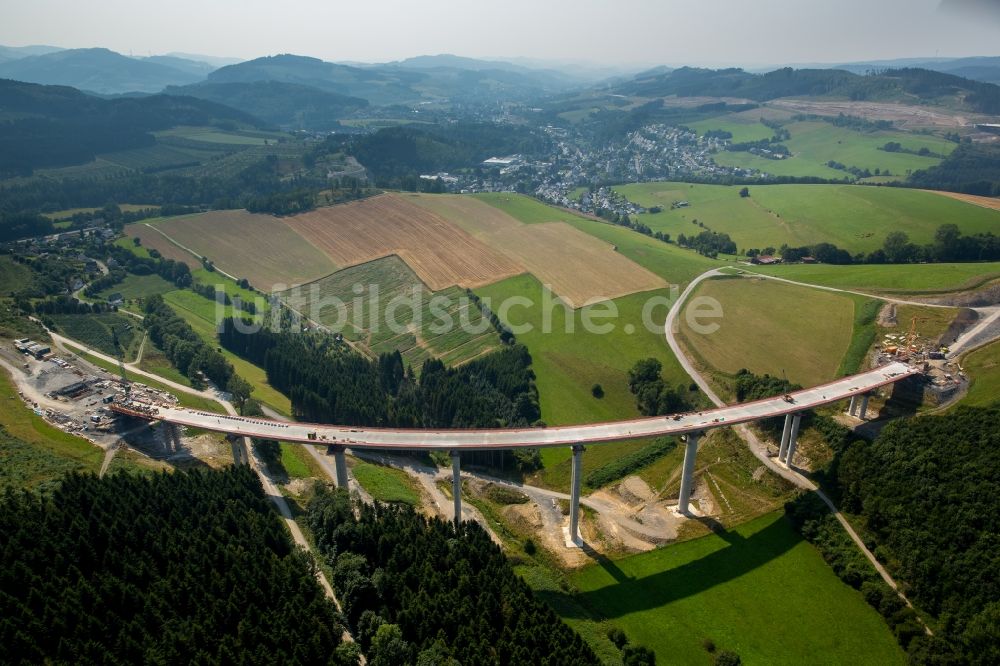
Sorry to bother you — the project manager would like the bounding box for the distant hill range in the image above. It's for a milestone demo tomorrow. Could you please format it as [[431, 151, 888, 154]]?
[[614, 66, 1000, 114], [0, 47, 215, 94], [203, 53, 582, 106], [822, 56, 1000, 85], [0, 78, 262, 174]]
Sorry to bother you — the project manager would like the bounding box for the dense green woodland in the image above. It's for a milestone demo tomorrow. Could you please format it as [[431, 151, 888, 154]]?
[[835, 407, 1000, 663], [0, 467, 353, 665], [308, 487, 600, 665], [340, 123, 550, 185], [788, 407, 1000, 664], [220, 320, 542, 469]]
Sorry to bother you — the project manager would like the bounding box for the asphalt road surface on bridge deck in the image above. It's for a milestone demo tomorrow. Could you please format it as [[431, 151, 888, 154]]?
[[129, 361, 918, 450]]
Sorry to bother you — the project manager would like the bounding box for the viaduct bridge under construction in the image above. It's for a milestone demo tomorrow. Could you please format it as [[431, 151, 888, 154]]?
[[113, 361, 918, 545]]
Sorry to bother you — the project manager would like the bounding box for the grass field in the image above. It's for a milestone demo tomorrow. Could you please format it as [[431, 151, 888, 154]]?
[[97, 273, 176, 301], [568, 511, 904, 665], [0, 256, 34, 294], [478, 274, 697, 476], [742, 262, 1000, 293], [154, 126, 285, 146], [409, 194, 667, 308], [100, 144, 213, 171], [43, 204, 156, 220], [961, 341, 1000, 407], [350, 460, 421, 505], [618, 182, 1000, 254], [141, 211, 338, 290], [125, 223, 202, 269], [285, 194, 522, 291], [706, 119, 953, 179], [48, 313, 141, 361], [162, 290, 291, 414], [687, 115, 776, 143], [679, 277, 856, 388], [279, 256, 502, 368], [0, 367, 103, 490]]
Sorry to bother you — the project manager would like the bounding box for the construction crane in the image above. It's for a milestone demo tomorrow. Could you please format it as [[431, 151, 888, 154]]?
[[906, 316, 929, 350], [110, 324, 131, 399]]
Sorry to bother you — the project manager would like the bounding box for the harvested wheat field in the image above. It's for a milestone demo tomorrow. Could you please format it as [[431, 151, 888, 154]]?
[[147, 211, 338, 290], [126, 223, 202, 270], [923, 190, 1000, 212], [283, 194, 523, 291], [408, 194, 667, 307]]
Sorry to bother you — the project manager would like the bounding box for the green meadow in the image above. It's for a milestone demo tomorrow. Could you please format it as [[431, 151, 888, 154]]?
[[617, 182, 1000, 253], [568, 511, 905, 665]]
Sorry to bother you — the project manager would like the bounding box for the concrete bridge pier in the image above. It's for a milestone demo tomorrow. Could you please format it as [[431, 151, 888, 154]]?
[[451, 450, 462, 526], [327, 444, 349, 489], [781, 413, 803, 467], [568, 444, 584, 546], [848, 394, 859, 416], [858, 393, 871, 420], [778, 413, 794, 461], [677, 432, 702, 515]]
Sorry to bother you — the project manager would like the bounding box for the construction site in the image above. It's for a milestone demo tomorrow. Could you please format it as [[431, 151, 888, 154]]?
[[874, 303, 971, 405], [1, 339, 233, 470]]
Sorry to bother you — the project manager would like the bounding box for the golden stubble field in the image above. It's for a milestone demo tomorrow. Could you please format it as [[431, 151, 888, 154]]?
[[131, 211, 338, 290], [407, 194, 667, 308], [284, 194, 523, 291]]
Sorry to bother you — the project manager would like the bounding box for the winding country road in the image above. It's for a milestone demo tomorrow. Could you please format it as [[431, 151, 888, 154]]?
[[665, 267, 941, 614]]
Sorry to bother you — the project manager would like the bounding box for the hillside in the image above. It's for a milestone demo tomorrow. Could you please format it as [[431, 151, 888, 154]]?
[[0, 79, 263, 174], [0, 47, 205, 94], [167, 80, 368, 129], [208, 53, 581, 106], [615, 66, 1000, 114]]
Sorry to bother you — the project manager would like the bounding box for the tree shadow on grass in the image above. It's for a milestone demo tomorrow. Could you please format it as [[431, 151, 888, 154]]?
[[555, 514, 800, 620]]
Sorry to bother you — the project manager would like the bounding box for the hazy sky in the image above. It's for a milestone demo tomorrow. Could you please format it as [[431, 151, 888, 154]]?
[[2, 0, 998, 67]]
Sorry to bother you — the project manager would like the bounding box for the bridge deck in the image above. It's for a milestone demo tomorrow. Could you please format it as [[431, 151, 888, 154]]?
[[118, 362, 919, 450]]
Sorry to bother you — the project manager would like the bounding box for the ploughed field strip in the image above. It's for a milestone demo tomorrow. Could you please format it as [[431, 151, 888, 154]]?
[[133, 210, 338, 290], [407, 193, 667, 308], [278, 255, 502, 367], [923, 189, 1000, 212], [282, 193, 523, 291]]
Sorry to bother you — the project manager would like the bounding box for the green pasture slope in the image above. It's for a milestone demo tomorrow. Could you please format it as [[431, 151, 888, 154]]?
[[162, 290, 291, 415], [696, 116, 955, 179], [0, 256, 34, 294], [617, 182, 1000, 254], [962, 341, 1000, 408], [741, 262, 1000, 293], [569, 512, 904, 665]]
